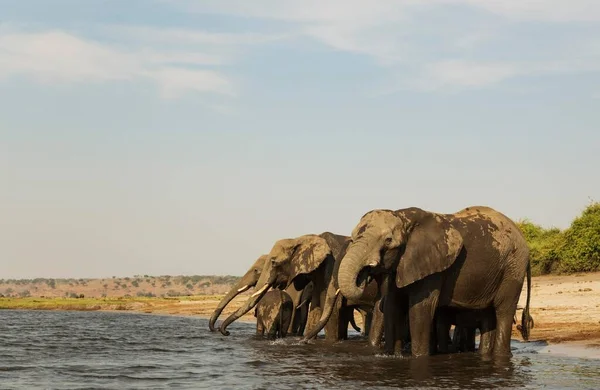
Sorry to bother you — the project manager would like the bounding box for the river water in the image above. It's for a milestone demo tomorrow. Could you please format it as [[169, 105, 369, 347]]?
[[1, 310, 599, 389]]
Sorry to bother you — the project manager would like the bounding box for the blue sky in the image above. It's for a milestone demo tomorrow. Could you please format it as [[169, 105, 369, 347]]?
[[1, 0, 599, 278]]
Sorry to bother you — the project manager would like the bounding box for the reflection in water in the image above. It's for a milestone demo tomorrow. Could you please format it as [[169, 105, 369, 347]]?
[[0, 310, 599, 389]]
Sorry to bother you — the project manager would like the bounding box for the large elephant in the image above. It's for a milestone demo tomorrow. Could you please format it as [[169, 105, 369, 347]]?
[[337, 206, 533, 358], [218, 232, 379, 342], [254, 289, 294, 339], [208, 255, 310, 335], [209, 255, 267, 332]]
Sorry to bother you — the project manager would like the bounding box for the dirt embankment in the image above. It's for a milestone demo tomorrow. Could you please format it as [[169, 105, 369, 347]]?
[[2, 273, 600, 346]]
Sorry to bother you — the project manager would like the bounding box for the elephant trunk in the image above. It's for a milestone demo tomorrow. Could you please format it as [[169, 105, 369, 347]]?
[[301, 280, 339, 341], [208, 283, 251, 331], [338, 236, 374, 301], [219, 283, 271, 336]]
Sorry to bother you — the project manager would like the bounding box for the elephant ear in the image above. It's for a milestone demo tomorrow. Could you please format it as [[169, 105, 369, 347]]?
[[290, 235, 332, 278], [396, 215, 463, 289]]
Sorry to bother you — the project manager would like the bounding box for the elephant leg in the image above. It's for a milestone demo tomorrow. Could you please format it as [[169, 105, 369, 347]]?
[[323, 308, 341, 341], [451, 325, 460, 351], [288, 307, 297, 335], [359, 310, 367, 336], [340, 310, 350, 340], [306, 305, 322, 336], [368, 298, 384, 348], [494, 307, 517, 357], [435, 313, 451, 354], [478, 311, 496, 356], [257, 321, 265, 336], [364, 310, 373, 337], [383, 289, 399, 355], [408, 282, 440, 358], [465, 327, 476, 352], [297, 304, 308, 336]]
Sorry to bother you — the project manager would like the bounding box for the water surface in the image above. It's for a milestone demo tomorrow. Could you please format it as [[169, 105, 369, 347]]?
[[1, 310, 599, 389]]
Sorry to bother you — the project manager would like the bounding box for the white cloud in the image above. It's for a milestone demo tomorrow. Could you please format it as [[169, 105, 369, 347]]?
[[166, 0, 600, 23], [104, 25, 289, 46], [0, 29, 235, 98], [148, 67, 234, 99], [458, 0, 600, 22], [167, 0, 600, 91], [418, 60, 520, 90]]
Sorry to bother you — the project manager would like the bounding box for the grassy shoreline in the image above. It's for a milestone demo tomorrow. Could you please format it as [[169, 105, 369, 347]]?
[[0, 294, 257, 322]]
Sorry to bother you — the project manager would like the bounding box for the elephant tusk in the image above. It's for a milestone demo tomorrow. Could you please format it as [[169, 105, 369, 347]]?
[[296, 299, 309, 309], [335, 288, 340, 296], [236, 285, 249, 293], [251, 284, 269, 298]]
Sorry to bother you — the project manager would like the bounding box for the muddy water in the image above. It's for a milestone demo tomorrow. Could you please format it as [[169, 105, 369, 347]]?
[[1, 310, 599, 389]]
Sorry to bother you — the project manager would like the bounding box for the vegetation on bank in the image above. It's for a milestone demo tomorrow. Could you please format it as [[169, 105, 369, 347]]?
[[0, 275, 241, 299], [517, 201, 600, 276], [0, 295, 228, 311]]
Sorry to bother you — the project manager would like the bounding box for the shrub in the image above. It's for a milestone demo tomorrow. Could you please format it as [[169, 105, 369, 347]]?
[[516, 219, 564, 276], [559, 202, 600, 273]]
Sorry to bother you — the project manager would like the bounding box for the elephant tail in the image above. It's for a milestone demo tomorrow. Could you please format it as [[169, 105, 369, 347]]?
[[520, 258, 533, 341]]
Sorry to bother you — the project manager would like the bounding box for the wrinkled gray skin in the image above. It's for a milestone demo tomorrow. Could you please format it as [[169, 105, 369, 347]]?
[[254, 290, 294, 339], [209, 255, 309, 335], [219, 232, 380, 342], [337, 206, 533, 358]]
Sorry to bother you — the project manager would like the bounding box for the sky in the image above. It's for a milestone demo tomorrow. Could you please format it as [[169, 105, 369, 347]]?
[[1, 0, 599, 279]]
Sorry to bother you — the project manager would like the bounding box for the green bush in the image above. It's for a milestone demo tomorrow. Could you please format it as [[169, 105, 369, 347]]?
[[517, 201, 600, 275], [516, 219, 564, 276], [559, 202, 600, 273]]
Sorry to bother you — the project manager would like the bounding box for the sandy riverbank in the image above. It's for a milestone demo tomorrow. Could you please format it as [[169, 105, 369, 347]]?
[[516, 271, 600, 347], [2, 272, 600, 348]]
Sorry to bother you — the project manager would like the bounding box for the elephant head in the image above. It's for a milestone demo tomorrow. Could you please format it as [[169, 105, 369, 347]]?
[[208, 255, 267, 331], [338, 208, 463, 301], [218, 234, 334, 336]]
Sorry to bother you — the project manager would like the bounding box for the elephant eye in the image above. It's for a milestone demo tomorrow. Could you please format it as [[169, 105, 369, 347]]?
[[384, 237, 393, 245]]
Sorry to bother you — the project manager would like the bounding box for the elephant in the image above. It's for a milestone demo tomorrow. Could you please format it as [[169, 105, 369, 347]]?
[[254, 289, 294, 338], [209, 255, 267, 332], [337, 206, 533, 358], [218, 232, 381, 342], [209, 255, 311, 336]]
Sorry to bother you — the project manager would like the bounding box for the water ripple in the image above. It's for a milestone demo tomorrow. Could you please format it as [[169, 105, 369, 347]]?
[[1, 310, 600, 389]]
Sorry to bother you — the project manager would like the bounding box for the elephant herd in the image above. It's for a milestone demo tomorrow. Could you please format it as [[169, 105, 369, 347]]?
[[209, 205, 534, 358]]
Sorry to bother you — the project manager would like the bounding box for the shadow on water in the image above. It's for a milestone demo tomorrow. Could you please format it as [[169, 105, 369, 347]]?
[[1, 310, 600, 389], [241, 335, 534, 389]]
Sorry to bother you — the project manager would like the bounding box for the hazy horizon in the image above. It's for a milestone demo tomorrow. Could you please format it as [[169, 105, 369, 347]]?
[[2, 1, 599, 279]]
